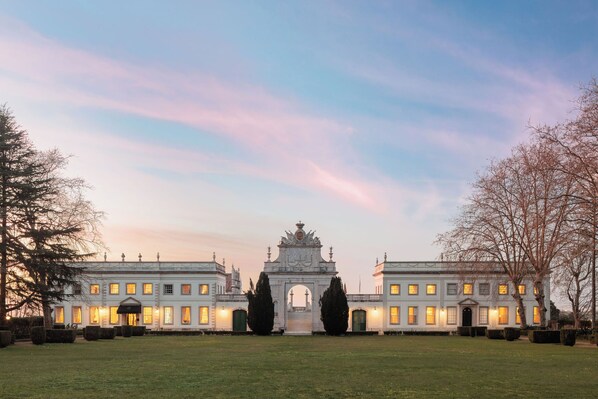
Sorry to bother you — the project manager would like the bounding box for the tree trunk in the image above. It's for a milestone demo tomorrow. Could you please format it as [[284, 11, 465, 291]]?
[[534, 278, 548, 327], [0, 173, 7, 324], [512, 288, 527, 328]]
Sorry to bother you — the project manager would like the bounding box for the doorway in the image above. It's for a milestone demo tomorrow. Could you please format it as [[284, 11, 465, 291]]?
[[126, 313, 138, 326], [352, 310, 366, 332], [462, 307, 472, 327], [232, 309, 247, 332]]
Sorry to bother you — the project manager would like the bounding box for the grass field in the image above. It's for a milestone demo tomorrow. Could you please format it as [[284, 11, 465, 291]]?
[[0, 335, 596, 398]]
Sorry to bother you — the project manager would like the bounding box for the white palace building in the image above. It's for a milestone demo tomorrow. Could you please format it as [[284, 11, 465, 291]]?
[[53, 222, 549, 333]]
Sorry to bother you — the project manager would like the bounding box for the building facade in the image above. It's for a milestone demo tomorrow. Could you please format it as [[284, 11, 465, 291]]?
[[53, 222, 548, 333]]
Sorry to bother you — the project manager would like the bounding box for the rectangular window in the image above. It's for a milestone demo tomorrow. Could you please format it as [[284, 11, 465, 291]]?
[[90, 284, 100, 295], [143, 307, 153, 325], [109, 283, 119, 295], [408, 306, 418, 325], [199, 306, 209, 324], [389, 306, 400, 324], [163, 306, 174, 324], [199, 284, 209, 295], [408, 284, 419, 295], [110, 306, 119, 325], [143, 283, 153, 295], [390, 284, 400, 295], [426, 284, 437, 295], [479, 306, 489, 325], [518, 284, 526, 295], [447, 307, 457, 325], [498, 306, 509, 325], [163, 284, 173, 295], [90, 306, 100, 324], [479, 283, 490, 295], [73, 284, 82, 295], [498, 284, 508, 295], [533, 306, 540, 324], [463, 283, 473, 295], [126, 283, 136, 295], [181, 306, 191, 325], [447, 283, 457, 295], [426, 306, 436, 325], [72, 306, 82, 324], [54, 306, 64, 324], [181, 284, 192, 295]]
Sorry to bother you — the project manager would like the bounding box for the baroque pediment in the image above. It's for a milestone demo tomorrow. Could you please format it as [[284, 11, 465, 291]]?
[[279, 221, 321, 247]]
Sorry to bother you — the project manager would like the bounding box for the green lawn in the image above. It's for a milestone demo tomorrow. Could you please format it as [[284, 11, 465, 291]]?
[[0, 335, 596, 398]]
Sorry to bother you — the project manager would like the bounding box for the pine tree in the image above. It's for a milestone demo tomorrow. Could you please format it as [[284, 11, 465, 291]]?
[[246, 272, 274, 335], [320, 276, 349, 335]]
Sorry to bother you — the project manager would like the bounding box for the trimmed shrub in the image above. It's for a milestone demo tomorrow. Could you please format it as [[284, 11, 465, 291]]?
[[0, 330, 12, 348], [560, 329, 576, 346], [122, 325, 133, 337], [100, 328, 116, 339], [131, 326, 146, 336], [52, 324, 66, 330], [504, 328, 521, 341], [528, 330, 560, 344], [46, 329, 77, 343], [115, 326, 123, 336], [473, 327, 487, 337], [83, 326, 101, 341], [31, 326, 46, 345], [4, 316, 44, 339], [457, 326, 470, 336], [486, 329, 504, 339]]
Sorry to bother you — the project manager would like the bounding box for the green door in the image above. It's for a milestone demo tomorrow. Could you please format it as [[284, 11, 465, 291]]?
[[352, 310, 366, 332], [232, 310, 247, 332]]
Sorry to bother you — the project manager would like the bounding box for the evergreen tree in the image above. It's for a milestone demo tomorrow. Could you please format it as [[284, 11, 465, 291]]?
[[320, 276, 349, 335], [245, 272, 274, 335]]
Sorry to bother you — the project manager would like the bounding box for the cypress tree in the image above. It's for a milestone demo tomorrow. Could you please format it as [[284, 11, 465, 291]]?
[[246, 272, 274, 335], [320, 276, 349, 335]]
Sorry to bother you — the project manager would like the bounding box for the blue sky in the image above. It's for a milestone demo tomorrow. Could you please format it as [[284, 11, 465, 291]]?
[[1, 1, 596, 292]]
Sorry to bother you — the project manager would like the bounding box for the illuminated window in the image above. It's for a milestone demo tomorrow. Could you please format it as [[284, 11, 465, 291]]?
[[463, 283, 473, 295], [54, 306, 64, 324], [515, 306, 522, 324], [181, 306, 191, 325], [73, 284, 82, 295], [426, 306, 436, 325], [163, 306, 174, 324], [110, 306, 119, 325], [447, 307, 457, 325], [90, 306, 100, 324], [181, 284, 192, 295], [390, 284, 400, 295], [479, 283, 490, 295], [109, 283, 119, 295], [426, 284, 437, 295], [126, 283, 136, 295], [199, 284, 209, 295], [498, 306, 509, 325], [143, 307, 153, 325], [533, 306, 540, 324], [143, 283, 153, 295], [533, 286, 539, 295], [72, 306, 82, 324], [479, 306, 488, 325], [518, 285, 526, 295], [90, 284, 100, 295], [447, 283, 457, 295], [199, 306, 209, 324], [408, 306, 418, 325], [498, 284, 508, 295], [390, 306, 400, 324], [163, 284, 173, 295], [408, 285, 419, 295]]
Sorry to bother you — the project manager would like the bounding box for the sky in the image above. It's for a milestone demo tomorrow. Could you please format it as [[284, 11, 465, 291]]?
[[0, 1, 597, 294]]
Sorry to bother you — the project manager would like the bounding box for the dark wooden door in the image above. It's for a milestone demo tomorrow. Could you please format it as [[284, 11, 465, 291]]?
[[233, 310, 247, 332], [462, 307, 472, 326]]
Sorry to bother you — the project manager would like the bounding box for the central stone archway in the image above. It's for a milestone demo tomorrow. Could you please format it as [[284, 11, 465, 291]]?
[[263, 222, 337, 333], [286, 284, 313, 333]]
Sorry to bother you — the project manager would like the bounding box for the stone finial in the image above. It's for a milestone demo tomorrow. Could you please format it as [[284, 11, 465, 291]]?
[[103, 252, 107, 262], [267, 246, 271, 261], [375, 257, 378, 264], [440, 252, 444, 262], [384, 252, 387, 262], [329, 246, 333, 261], [157, 252, 160, 262], [212, 252, 216, 262], [121, 253, 125, 262], [138, 253, 142, 262], [222, 258, 225, 266]]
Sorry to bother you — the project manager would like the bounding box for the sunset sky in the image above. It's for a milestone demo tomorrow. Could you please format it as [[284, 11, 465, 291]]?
[[1, 1, 597, 292]]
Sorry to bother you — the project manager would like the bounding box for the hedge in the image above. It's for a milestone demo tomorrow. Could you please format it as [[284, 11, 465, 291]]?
[[46, 329, 77, 343], [2, 316, 44, 339], [115, 326, 122, 336], [560, 329, 576, 346], [0, 330, 12, 348], [83, 326, 101, 341], [132, 326, 146, 336], [122, 325, 133, 337], [100, 328, 116, 339], [31, 326, 46, 345], [528, 330, 560, 344], [486, 329, 504, 339], [53, 324, 66, 330], [504, 328, 521, 341]]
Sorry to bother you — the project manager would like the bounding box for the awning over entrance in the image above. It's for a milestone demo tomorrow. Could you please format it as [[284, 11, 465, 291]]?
[[117, 304, 141, 314]]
